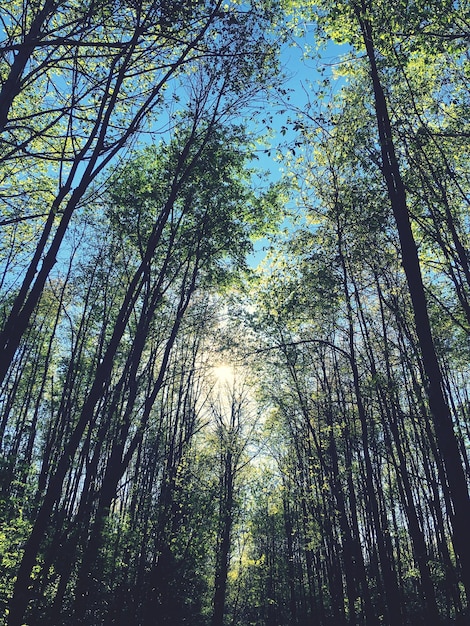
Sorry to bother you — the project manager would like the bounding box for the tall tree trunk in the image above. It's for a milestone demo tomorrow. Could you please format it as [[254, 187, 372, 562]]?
[[355, 5, 470, 606], [335, 207, 403, 625], [212, 452, 234, 626], [372, 275, 441, 623]]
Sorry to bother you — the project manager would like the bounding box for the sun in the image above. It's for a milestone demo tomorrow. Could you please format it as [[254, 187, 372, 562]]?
[[213, 364, 235, 387]]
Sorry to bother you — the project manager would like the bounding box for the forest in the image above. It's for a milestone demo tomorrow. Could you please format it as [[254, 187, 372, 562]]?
[[1, 0, 470, 624]]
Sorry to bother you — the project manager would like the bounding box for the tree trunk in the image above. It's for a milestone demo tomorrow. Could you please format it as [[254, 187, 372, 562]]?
[[356, 6, 470, 606], [212, 452, 234, 626]]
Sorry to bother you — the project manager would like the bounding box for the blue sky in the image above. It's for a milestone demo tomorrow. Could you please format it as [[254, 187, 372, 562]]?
[[247, 32, 348, 266]]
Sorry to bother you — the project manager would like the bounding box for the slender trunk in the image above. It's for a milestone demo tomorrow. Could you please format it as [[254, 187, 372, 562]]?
[[373, 276, 441, 622], [282, 497, 298, 625], [336, 209, 403, 625], [326, 356, 375, 625], [212, 452, 234, 626]]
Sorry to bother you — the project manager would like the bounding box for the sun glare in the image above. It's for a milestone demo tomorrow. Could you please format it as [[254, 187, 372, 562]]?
[[213, 364, 235, 387]]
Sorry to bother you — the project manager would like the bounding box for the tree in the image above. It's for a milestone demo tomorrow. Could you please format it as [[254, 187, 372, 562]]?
[[208, 371, 260, 626]]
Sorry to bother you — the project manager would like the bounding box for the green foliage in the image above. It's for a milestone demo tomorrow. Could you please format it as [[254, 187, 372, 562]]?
[[107, 122, 283, 289], [0, 501, 32, 616]]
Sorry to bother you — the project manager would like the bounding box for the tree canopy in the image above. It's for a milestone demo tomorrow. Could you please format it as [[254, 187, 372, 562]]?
[[1, 1, 470, 625]]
